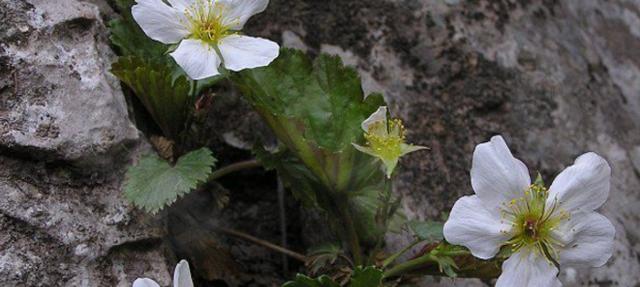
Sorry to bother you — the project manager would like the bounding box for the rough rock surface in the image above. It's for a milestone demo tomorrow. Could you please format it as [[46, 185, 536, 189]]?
[[2, 0, 640, 287], [0, 0, 170, 286]]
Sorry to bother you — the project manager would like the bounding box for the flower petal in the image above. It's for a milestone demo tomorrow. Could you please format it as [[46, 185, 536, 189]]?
[[553, 212, 615, 268], [132, 0, 189, 44], [219, 0, 269, 30], [352, 143, 377, 158], [547, 152, 611, 213], [132, 278, 160, 287], [400, 143, 427, 156], [170, 39, 221, 80], [173, 260, 194, 287], [362, 106, 388, 132], [443, 195, 512, 259], [496, 250, 562, 287], [218, 35, 279, 71], [167, 0, 195, 11], [471, 135, 531, 210]]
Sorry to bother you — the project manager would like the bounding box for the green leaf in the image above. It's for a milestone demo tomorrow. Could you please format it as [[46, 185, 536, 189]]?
[[282, 274, 340, 287], [234, 49, 385, 152], [408, 221, 444, 242], [124, 148, 216, 214], [112, 56, 191, 139], [350, 266, 383, 287]]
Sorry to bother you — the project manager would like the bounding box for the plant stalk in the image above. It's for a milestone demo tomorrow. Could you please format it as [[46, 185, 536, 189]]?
[[383, 254, 437, 279], [215, 226, 307, 262], [209, 159, 262, 181]]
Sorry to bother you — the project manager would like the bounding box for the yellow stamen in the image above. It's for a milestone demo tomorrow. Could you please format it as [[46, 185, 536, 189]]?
[[501, 183, 570, 262], [183, 0, 236, 45], [364, 118, 406, 161]]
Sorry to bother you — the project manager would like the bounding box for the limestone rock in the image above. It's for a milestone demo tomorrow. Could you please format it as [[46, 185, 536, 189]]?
[[0, 0, 170, 286], [0, 0, 138, 167]]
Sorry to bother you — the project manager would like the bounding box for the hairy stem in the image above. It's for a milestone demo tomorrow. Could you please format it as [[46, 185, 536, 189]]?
[[209, 159, 262, 181], [215, 226, 307, 262]]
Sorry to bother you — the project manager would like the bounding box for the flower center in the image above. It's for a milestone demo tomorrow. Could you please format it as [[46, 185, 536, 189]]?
[[364, 119, 406, 161], [500, 183, 569, 261], [184, 0, 235, 45]]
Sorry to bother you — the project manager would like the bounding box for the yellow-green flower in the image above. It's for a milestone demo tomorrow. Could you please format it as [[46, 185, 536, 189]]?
[[352, 106, 426, 178]]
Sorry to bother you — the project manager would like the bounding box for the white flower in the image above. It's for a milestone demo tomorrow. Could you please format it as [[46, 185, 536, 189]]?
[[133, 260, 193, 287], [132, 0, 280, 80], [352, 106, 426, 178], [443, 135, 615, 287]]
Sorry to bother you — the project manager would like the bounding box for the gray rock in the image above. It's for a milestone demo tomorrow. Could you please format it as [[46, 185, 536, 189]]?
[[0, 0, 138, 167], [0, 0, 170, 286]]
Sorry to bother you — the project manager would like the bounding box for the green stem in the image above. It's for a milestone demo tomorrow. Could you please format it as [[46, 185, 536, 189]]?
[[209, 159, 262, 181], [382, 240, 421, 268], [383, 254, 437, 279], [382, 244, 499, 280], [189, 80, 197, 97], [368, 178, 393, 265]]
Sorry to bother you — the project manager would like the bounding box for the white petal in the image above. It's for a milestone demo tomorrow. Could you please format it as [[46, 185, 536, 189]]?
[[496, 250, 562, 287], [218, 35, 279, 71], [132, 278, 160, 287], [167, 0, 195, 11], [132, 0, 189, 44], [173, 260, 194, 287], [362, 106, 387, 132], [552, 212, 615, 268], [471, 135, 531, 210], [547, 152, 611, 213], [443, 195, 512, 259], [218, 0, 269, 30], [170, 39, 222, 80]]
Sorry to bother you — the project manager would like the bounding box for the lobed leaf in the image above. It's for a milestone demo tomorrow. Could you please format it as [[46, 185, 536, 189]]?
[[124, 147, 216, 214], [234, 49, 384, 152]]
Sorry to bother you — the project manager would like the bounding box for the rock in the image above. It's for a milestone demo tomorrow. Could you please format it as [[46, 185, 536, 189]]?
[[0, 0, 170, 286], [0, 0, 138, 167]]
